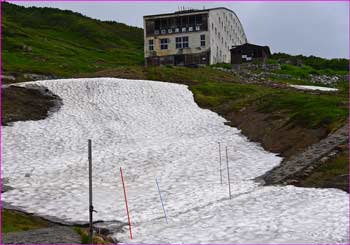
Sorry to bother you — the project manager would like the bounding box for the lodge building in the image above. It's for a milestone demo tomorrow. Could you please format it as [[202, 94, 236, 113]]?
[[143, 7, 247, 66]]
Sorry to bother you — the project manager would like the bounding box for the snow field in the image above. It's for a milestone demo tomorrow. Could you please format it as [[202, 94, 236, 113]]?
[[2, 78, 348, 243]]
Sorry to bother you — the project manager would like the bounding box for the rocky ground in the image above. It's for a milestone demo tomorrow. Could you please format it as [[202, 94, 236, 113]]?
[[258, 124, 349, 192], [214, 64, 346, 88], [2, 226, 81, 244]]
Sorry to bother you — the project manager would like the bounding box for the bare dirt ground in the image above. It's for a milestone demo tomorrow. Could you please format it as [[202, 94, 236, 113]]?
[[2, 85, 62, 126]]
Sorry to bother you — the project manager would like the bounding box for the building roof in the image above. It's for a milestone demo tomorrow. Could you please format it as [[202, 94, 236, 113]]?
[[143, 7, 247, 43], [230, 43, 271, 55], [143, 7, 238, 19]]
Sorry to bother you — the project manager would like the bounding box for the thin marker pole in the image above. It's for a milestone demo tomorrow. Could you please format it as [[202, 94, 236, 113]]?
[[155, 178, 168, 224], [120, 167, 133, 240], [218, 142, 222, 185], [88, 139, 93, 244], [225, 146, 232, 199]]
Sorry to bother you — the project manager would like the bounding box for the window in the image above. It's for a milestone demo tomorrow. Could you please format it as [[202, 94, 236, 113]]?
[[161, 29, 166, 34], [200, 34, 205, 47], [168, 29, 173, 34], [176, 37, 181, 48], [154, 30, 160, 35], [176, 36, 189, 49], [182, 27, 186, 32], [160, 38, 168, 50], [183, 37, 189, 47], [149, 39, 154, 51], [188, 26, 193, 32], [195, 26, 201, 31], [175, 28, 180, 33]]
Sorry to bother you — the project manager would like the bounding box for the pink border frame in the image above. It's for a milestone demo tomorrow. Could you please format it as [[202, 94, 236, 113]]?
[[0, 1, 349, 245]]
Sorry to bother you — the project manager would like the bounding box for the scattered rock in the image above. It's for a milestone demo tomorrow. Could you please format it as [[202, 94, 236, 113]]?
[[310, 74, 340, 86], [258, 124, 349, 188], [2, 185, 14, 193], [2, 226, 81, 244], [23, 73, 57, 81], [2, 75, 16, 82], [22, 44, 33, 52]]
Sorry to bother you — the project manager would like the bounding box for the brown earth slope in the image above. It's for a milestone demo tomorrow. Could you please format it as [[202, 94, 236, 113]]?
[[2, 85, 62, 126]]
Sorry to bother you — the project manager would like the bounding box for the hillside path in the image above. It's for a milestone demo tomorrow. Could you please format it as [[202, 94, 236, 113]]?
[[2, 226, 81, 244]]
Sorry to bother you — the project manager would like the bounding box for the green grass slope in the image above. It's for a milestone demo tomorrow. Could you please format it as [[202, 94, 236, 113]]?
[[2, 209, 48, 233], [2, 2, 144, 76]]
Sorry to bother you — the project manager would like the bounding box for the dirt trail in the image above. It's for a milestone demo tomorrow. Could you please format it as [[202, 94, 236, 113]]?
[[2, 226, 81, 244]]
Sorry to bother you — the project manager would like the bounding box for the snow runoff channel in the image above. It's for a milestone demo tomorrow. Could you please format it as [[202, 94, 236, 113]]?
[[2, 78, 348, 244]]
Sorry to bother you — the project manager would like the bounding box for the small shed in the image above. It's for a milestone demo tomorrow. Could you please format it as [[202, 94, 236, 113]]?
[[230, 43, 271, 64]]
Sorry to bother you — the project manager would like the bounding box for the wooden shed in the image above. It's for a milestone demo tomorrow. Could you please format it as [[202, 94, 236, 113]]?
[[230, 43, 271, 64]]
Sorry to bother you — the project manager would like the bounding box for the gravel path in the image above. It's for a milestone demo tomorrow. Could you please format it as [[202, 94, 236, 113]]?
[[2, 226, 81, 244], [259, 124, 348, 185]]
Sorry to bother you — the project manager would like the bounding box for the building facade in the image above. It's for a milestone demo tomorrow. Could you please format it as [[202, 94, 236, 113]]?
[[143, 8, 247, 66]]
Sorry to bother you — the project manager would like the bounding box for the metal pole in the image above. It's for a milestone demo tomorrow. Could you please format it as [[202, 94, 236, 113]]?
[[120, 167, 133, 240], [218, 142, 222, 185], [155, 178, 168, 224], [225, 146, 232, 199], [88, 139, 93, 244]]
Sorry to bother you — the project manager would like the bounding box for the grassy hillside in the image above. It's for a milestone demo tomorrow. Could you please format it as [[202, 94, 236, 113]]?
[[2, 2, 144, 76], [270, 52, 348, 75]]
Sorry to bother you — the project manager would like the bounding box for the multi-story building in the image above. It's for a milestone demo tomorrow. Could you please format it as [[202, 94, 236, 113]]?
[[143, 7, 247, 66]]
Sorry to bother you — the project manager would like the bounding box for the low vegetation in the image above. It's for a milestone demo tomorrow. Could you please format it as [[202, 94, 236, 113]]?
[[74, 227, 113, 244], [191, 81, 347, 132], [2, 209, 48, 233], [270, 52, 348, 75]]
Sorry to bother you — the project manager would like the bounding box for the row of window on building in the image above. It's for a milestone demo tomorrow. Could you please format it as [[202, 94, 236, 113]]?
[[154, 25, 202, 35], [148, 35, 206, 51]]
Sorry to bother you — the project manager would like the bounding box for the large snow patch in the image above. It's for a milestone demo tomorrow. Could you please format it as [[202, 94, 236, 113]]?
[[2, 78, 348, 243]]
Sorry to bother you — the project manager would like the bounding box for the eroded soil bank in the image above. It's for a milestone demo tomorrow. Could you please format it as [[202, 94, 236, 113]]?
[[224, 104, 328, 158], [2, 85, 62, 126], [199, 101, 348, 192]]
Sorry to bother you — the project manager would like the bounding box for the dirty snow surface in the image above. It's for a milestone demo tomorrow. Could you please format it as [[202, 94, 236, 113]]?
[[290, 84, 339, 91], [2, 78, 348, 244]]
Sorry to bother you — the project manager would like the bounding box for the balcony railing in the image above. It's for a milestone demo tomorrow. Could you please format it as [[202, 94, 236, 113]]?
[[153, 25, 202, 35]]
